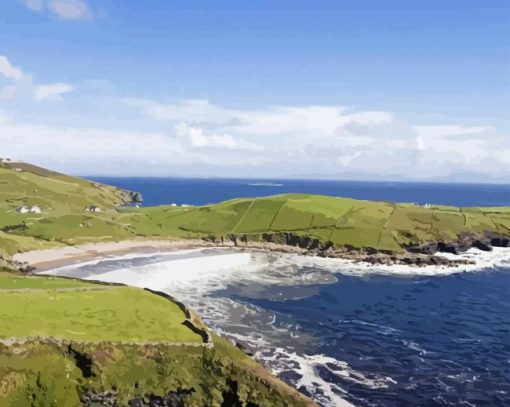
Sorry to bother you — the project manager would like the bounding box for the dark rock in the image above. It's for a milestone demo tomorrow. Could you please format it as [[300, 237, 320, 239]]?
[[67, 345, 94, 378], [128, 191, 143, 203], [234, 341, 254, 357], [473, 239, 493, 251], [491, 237, 510, 247]]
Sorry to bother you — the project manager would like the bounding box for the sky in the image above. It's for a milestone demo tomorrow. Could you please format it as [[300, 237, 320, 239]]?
[[0, 0, 509, 182]]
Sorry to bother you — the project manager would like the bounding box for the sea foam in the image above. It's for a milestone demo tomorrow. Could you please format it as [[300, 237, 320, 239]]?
[[41, 246, 510, 407]]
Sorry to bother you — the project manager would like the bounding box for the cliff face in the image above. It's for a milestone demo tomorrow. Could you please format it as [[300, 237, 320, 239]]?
[[202, 230, 509, 266], [0, 271, 315, 407], [116, 189, 144, 205], [0, 338, 314, 407]]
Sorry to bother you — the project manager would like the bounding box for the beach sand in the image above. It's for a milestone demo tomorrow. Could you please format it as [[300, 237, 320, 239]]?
[[12, 239, 212, 271]]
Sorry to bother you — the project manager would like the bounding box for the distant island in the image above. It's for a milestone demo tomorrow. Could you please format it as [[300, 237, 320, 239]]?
[[249, 182, 284, 187], [0, 161, 509, 406]]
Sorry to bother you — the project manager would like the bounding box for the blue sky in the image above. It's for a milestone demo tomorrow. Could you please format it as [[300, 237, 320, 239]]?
[[1, 0, 509, 181]]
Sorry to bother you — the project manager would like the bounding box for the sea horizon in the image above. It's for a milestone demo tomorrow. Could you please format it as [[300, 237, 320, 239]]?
[[82, 174, 510, 186], [87, 176, 510, 208]]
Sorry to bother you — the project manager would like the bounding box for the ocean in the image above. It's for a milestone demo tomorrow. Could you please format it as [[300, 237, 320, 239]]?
[[66, 177, 510, 406], [87, 177, 510, 207], [44, 249, 510, 407]]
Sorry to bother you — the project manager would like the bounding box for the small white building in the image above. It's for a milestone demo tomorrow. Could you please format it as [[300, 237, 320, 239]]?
[[16, 206, 30, 214], [84, 205, 102, 213], [17, 205, 42, 214], [170, 203, 178, 207]]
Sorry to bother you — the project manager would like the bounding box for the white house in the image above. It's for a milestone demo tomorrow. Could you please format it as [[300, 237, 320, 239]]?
[[16, 205, 41, 214], [84, 205, 102, 213], [16, 206, 30, 213]]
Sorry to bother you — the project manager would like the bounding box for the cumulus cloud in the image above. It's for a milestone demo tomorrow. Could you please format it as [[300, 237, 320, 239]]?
[[175, 122, 263, 151], [24, 0, 44, 11], [23, 0, 96, 21], [34, 83, 74, 101], [117, 98, 509, 181], [0, 56, 24, 80], [413, 125, 493, 139], [1, 65, 508, 180], [0, 55, 73, 102]]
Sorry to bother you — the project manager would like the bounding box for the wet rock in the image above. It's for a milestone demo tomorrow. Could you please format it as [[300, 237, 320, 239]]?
[[491, 237, 509, 247]]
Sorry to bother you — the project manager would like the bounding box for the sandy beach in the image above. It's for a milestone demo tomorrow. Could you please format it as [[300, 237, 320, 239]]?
[[12, 239, 213, 271]]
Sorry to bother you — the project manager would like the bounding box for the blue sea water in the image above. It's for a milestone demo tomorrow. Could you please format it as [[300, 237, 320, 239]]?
[[88, 177, 510, 207], [49, 250, 510, 407], [219, 267, 510, 406], [77, 177, 510, 406]]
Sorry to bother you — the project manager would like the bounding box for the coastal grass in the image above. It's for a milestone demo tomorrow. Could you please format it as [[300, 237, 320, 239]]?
[[0, 271, 95, 290], [0, 339, 312, 407], [0, 287, 202, 343], [125, 194, 509, 253], [1, 162, 509, 256], [2, 194, 510, 255], [0, 163, 130, 214], [0, 271, 311, 407]]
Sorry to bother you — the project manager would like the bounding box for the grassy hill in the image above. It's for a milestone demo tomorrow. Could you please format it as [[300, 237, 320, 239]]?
[[0, 161, 140, 256], [0, 164, 316, 406], [0, 161, 139, 213], [125, 194, 509, 253], [0, 270, 313, 406], [0, 162, 507, 405], [0, 163, 509, 258]]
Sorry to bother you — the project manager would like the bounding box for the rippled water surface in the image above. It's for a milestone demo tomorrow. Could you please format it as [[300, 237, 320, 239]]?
[[45, 250, 510, 406], [88, 177, 510, 207], [218, 269, 510, 406]]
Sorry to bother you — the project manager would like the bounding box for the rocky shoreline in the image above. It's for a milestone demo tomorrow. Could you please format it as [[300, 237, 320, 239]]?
[[5, 230, 510, 273], [203, 231, 510, 267]]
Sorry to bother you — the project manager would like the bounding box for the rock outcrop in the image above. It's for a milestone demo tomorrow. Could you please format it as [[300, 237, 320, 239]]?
[[202, 231, 510, 267], [81, 389, 194, 407], [117, 189, 143, 205]]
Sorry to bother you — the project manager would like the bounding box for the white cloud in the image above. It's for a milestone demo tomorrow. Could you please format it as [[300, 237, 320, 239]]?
[[175, 122, 263, 151], [23, 0, 96, 21], [413, 125, 493, 139], [117, 98, 509, 180], [24, 0, 44, 12], [0, 55, 73, 102], [1, 64, 508, 181], [34, 83, 74, 101], [0, 56, 24, 81], [48, 0, 93, 21]]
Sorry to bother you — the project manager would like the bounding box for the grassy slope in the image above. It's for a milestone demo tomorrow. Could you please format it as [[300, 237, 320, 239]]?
[[0, 162, 137, 255], [0, 271, 202, 343], [0, 163, 509, 256], [131, 194, 510, 253], [0, 164, 315, 405], [0, 271, 311, 406], [0, 163, 507, 405]]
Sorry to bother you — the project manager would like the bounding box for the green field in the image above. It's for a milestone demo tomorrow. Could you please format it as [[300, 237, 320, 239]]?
[[0, 162, 509, 256], [0, 271, 310, 406], [0, 162, 507, 406], [0, 285, 201, 343]]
